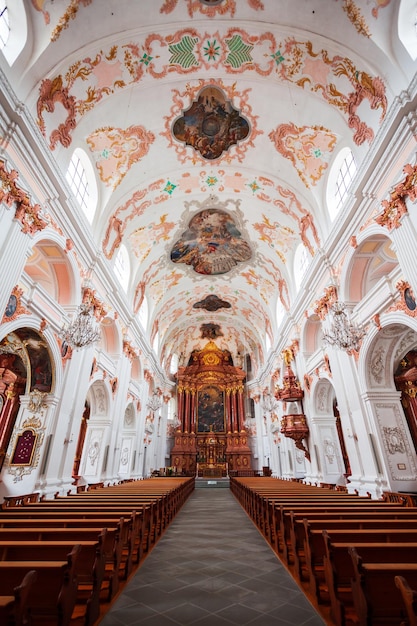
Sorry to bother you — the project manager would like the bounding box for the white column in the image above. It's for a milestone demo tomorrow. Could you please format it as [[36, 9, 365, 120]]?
[[390, 212, 417, 297], [362, 390, 417, 495], [44, 345, 98, 497], [325, 348, 379, 496], [0, 214, 33, 317], [107, 354, 131, 483]]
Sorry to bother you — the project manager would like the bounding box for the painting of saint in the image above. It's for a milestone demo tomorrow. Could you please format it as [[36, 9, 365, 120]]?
[[197, 385, 225, 433]]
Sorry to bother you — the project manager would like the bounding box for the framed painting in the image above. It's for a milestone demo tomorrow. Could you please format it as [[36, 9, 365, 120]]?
[[197, 385, 225, 433], [10, 429, 37, 466]]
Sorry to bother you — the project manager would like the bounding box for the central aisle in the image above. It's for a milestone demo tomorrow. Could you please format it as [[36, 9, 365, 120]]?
[[99, 487, 326, 625]]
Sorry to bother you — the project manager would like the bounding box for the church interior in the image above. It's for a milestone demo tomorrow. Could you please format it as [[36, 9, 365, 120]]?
[[1, 0, 417, 623]]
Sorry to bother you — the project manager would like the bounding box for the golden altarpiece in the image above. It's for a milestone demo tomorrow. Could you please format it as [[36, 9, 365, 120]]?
[[170, 341, 252, 477]]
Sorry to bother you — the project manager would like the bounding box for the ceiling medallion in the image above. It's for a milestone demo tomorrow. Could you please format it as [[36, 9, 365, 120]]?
[[193, 294, 232, 312], [170, 208, 252, 275], [172, 85, 250, 160]]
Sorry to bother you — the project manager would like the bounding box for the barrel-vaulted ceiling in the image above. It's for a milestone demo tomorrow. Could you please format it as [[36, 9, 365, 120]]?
[[12, 0, 414, 375]]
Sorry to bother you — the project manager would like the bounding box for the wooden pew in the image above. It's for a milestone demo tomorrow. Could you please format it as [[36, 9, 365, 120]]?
[[46, 497, 161, 549], [55, 493, 168, 540], [349, 547, 417, 626], [0, 510, 138, 581], [395, 575, 417, 626], [1, 493, 40, 509], [304, 527, 417, 606], [1, 505, 148, 564], [0, 544, 80, 626], [229, 477, 373, 524], [266, 496, 396, 547], [0, 478, 195, 623], [258, 495, 397, 549], [0, 519, 125, 600], [0, 568, 37, 626], [0, 534, 105, 626], [322, 534, 417, 626], [285, 509, 417, 576]]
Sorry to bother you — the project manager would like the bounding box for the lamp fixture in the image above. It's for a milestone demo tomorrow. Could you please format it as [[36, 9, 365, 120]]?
[[322, 301, 365, 352], [60, 302, 101, 349]]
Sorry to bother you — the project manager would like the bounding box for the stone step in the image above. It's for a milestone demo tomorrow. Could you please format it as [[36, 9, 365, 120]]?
[[195, 479, 230, 489]]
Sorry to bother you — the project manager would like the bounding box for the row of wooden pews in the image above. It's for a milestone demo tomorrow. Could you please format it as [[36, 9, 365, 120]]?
[[0, 477, 194, 625], [230, 476, 417, 626]]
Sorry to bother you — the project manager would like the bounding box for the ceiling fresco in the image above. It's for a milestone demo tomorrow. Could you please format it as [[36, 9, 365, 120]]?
[[193, 295, 232, 311], [170, 208, 252, 275], [13, 0, 406, 375], [172, 85, 250, 160]]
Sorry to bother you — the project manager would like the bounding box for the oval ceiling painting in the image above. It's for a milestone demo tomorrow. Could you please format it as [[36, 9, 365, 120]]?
[[171, 209, 252, 275], [172, 85, 250, 160]]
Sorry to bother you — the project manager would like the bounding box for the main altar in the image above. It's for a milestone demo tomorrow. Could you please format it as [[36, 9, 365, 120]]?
[[170, 341, 252, 475]]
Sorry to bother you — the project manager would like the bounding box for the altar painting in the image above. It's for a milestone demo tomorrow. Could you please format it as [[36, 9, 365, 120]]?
[[197, 385, 225, 433]]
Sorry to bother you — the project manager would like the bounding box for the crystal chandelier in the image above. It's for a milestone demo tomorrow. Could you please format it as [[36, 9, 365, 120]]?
[[322, 301, 365, 352], [60, 302, 101, 349]]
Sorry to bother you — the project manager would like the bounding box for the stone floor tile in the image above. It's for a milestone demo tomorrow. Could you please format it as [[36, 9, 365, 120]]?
[[98, 488, 326, 626]]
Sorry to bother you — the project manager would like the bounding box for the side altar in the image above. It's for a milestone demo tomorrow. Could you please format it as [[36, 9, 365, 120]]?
[[170, 341, 252, 475]]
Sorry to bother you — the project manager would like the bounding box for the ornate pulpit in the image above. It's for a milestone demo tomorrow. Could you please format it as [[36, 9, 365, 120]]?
[[171, 341, 252, 475], [276, 349, 310, 461]]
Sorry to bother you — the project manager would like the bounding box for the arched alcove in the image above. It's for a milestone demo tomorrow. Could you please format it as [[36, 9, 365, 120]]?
[[344, 234, 398, 304], [79, 380, 110, 482], [99, 317, 122, 356], [24, 236, 78, 305], [302, 314, 323, 358], [311, 377, 350, 484], [359, 318, 417, 493]]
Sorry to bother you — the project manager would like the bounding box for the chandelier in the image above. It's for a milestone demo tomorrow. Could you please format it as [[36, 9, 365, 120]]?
[[60, 302, 101, 349], [322, 301, 365, 352]]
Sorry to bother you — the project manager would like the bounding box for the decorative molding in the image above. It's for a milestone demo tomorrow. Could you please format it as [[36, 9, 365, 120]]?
[[387, 280, 417, 317], [375, 163, 417, 231], [6, 393, 48, 482], [2, 286, 30, 324], [87, 125, 155, 189], [37, 29, 386, 149], [0, 160, 48, 234], [27, 390, 48, 415], [164, 79, 261, 165], [269, 123, 336, 188], [123, 339, 138, 362], [375, 402, 417, 480], [313, 285, 338, 320], [383, 426, 406, 455]]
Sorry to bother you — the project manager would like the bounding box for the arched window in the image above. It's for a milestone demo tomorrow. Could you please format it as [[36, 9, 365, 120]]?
[[265, 333, 271, 354], [138, 297, 148, 331], [0, 2, 9, 49], [152, 331, 159, 354], [326, 148, 357, 221], [170, 353, 178, 375], [65, 149, 97, 223], [276, 297, 286, 328], [398, 0, 417, 61], [0, 1, 27, 66], [114, 244, 130, 292], [294, 243, 309, 291]]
